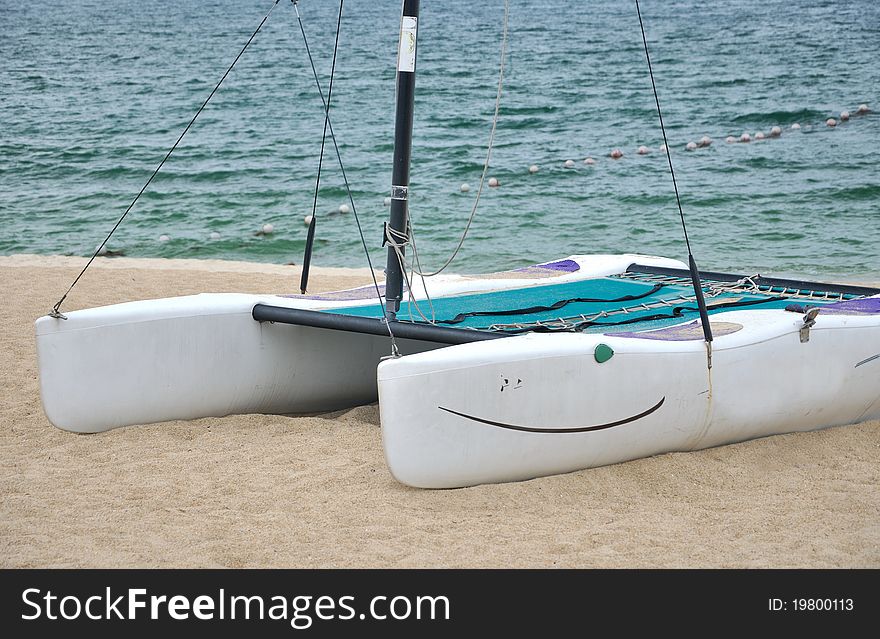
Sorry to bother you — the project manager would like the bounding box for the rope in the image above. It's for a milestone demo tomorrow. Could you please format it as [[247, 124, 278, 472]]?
[[291, 0, 399, 353], [406, 0, 510, 278], [385, 223, 436, 324], [406, 221, 436, 321], [49, 0, 282, 319]]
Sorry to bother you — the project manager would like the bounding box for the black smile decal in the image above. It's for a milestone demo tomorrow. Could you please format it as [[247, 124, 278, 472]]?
[[438, 396, 665, 434]]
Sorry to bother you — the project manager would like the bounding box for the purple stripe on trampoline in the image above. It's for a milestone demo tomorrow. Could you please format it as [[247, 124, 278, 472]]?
[[278, 284, 386, 302], [532, 259, 580, 272], [612, 320, 743, 341], [818, 298, 880, 315]]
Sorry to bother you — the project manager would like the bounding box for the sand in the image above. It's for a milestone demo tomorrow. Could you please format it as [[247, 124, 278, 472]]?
[[1, 254, 878, 568]]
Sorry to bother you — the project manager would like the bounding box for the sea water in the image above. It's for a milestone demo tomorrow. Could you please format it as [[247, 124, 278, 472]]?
[[2, 0, 878, 282]]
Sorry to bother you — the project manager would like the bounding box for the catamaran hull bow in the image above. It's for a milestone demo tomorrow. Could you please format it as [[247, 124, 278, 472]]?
[[379, 305, 880, 488], [35, 293, 434, 433]]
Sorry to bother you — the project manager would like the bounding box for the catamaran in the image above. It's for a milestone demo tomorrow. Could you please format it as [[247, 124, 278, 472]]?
[[35, 0, 880, 488]]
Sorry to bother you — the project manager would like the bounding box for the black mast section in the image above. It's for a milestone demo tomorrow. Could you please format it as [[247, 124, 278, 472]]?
[[384, 0, 420, 321]]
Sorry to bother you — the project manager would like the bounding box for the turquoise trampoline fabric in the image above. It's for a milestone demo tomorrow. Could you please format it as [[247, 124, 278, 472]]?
[[323, 276, 846, 334]]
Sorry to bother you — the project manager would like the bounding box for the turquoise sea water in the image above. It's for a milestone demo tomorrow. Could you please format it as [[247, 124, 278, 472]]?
[[2, 0, 878, 281]]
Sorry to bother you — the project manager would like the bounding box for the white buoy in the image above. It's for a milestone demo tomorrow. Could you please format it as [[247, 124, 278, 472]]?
[[840, 110, 850, 121], [529, 164, 539, 173], [303, 215, 313, 226], [699, 135, 712, 147], [583, 157, 596, 165], [754, 131, 765, 140], [826, 118, 837, 127], [460, 183, 471, 192], [857, 103, 870, 114], [261, 223, 274, 234], [95, 243, 108, 256], [383, 196, 392, 207], [740, 132, 751, 142], [769, 126, 782, 137], [158, 234, 170, 242], [609, 148, 623, 159], [725, 136, 736, 144], [339, 203, 351, 214], [487, 177, 499, 187], [637, 145, 649, 155], [686, 141, 697, 151], [564, 159, 575, 168], [791, 123, 801, 130], [209, 231, 221, 240], [658, 144, 667, 153]]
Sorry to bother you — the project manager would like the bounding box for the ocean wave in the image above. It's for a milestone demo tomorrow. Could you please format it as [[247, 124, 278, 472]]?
[[730, 109, 828, 125]]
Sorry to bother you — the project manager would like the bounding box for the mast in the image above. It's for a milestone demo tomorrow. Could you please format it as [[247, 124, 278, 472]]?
[[384, 0, 420, 321]]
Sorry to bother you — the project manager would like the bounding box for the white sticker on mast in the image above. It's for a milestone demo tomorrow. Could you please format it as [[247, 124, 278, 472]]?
[[397, 16, 418, 73]]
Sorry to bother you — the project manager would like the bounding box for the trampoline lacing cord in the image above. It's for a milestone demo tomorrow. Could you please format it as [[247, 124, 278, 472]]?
[[487, 294, 787, 333], [618, 270, 853, 302], [706, 275, 762, 297]]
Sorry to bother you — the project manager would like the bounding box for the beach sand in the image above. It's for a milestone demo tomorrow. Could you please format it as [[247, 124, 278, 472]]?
[[1, 255, 878, 568]]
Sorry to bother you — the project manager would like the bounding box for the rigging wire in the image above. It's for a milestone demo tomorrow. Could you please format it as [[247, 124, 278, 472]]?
[[49, 0, 282, 319], [297, 0, 343, 295], [634, 0, 714, 361], [291, 0, 398, 350]]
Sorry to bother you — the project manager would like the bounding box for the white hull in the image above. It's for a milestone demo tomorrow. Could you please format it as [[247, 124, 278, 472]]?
[[36, 292, 431, 432], [36, 254, 677, 433], [379, 306, 880, 488]]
